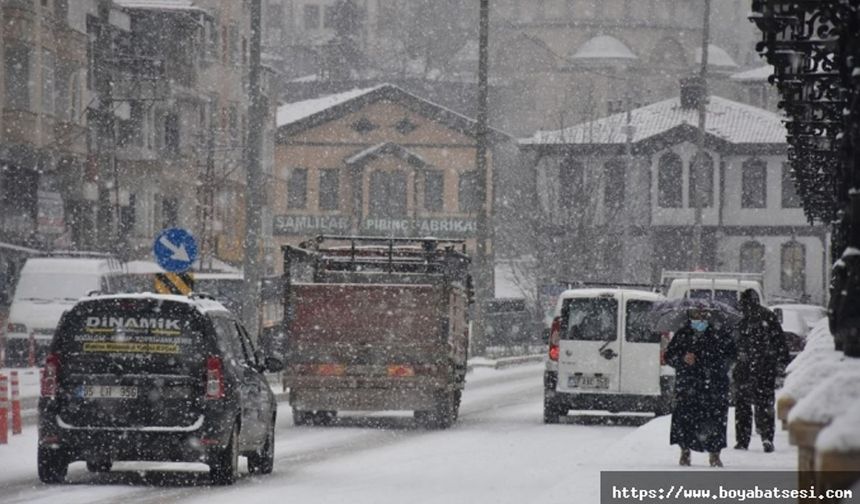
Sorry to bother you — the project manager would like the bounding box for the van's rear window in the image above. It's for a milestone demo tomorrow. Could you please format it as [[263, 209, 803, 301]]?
[[688, 289, 739, 309], [53, 299, 208, 374], [562, 298, 618, 341]]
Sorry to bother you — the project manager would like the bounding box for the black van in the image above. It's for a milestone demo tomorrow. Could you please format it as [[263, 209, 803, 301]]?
[[37, 293, 282, 485]]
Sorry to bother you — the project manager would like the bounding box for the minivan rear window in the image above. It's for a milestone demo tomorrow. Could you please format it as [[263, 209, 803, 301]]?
[[626, 300, 660, 343], [563, 298, 618, 341], [53, 298, 208, 375]]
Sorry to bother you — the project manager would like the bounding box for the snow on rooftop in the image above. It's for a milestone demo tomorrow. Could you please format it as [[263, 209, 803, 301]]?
[[524, 95, 787, 145], [730, 65, 775, 82], [694, 44, 739, 68], [571, 35, 638, 60], [276, 86, 384, 127]]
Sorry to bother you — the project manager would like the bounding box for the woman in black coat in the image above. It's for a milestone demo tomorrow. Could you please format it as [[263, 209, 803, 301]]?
[[665, 308, 737, 467]]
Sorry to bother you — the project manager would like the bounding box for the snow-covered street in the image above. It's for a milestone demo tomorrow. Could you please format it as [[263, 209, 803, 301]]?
[[0, 363, 795, 504]]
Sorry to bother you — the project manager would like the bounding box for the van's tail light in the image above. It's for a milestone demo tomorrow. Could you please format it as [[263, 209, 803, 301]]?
[[659, 332, 671, 365], [549, 316, 561, 361], [41, 353, 60, 398], [205, 356, 224, 400]]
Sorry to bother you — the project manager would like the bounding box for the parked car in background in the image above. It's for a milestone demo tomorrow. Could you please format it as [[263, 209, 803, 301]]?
[[38, 293, 282, 485], [770, 304, 828, 357], [661, 270, 764, 309]]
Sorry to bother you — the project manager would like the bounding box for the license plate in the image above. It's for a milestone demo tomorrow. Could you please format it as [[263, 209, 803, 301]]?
[[568, 374, 610, 390], [78, 385, 138, 399]]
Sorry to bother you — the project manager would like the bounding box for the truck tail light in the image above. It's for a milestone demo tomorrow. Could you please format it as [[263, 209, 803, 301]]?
[[205, 356, 224, 400], [387, 365, 415, 377], [549, 316, 561, 362], [41, 353, 61, 398]]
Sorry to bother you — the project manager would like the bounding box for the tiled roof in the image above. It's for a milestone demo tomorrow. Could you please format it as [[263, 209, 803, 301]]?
[[522, 95, 787, 146]]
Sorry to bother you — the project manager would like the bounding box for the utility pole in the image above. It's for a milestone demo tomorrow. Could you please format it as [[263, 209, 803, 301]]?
[[472, 0, 490, 356], [243, 0, 265, 339], [692, 0, 711, 269], [623, 92, 635, 280]]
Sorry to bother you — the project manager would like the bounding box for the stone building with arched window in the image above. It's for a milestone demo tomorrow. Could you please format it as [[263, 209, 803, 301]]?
[[521, 84, 829, 304]]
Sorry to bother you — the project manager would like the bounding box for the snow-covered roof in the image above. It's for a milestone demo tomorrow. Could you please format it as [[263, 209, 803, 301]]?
[[276, 83, 511, 142], [114, 0, 205, 12], [277, 86, 383, 127], [570, 35, 638, 60], [730, 65, 775, 83], [523, 95, 787, 146], [694, 44, 739, 68], [21, 257, 119, 275]]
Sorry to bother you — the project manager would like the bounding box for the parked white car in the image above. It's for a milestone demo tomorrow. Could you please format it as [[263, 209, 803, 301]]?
[[770, 304, 828, 357], [543, 288, 669, 423]]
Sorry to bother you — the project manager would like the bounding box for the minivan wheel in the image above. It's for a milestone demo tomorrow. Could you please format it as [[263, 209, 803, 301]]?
[[543, 396, 564, 424], [210, 423, 239, 485], [248, 416, 275, 475], [38, 447, 69, 484], [86, 458, 112, 473]]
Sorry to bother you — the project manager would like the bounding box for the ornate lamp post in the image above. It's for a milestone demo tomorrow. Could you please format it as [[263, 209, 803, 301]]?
[[750, 1, 860, 356]]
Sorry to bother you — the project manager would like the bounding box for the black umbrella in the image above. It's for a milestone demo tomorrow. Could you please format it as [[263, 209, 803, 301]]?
[[647, 297, 742, 333]]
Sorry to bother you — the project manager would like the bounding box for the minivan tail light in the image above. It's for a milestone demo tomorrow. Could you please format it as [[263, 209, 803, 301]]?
[[205, 356, 224, 400], [549, 316, 561, 361], [41, 353, 60, 398]]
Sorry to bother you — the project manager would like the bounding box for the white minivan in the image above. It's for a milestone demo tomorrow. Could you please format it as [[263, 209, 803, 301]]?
[[543, 288, 670, 423], [3, 255, 125, 366]]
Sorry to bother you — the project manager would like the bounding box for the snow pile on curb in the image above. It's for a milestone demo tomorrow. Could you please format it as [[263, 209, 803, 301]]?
[[788, 367, 860, 425]]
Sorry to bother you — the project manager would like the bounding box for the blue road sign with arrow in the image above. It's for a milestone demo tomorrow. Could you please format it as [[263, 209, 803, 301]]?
[[153, 228, 198, 273]]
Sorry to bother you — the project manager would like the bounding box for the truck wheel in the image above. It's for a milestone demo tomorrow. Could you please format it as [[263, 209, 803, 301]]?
[[314, 410, 337, 426], [248, 416, 275, 475], [543, 396, 565, 424], [292, 408, 312, 426], [210, 423, 239, 485], [417, 392, 456, 429], [38, 447, 69, 484]]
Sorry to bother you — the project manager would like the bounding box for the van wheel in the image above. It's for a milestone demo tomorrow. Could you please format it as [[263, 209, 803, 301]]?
[[38, 447, 68, 484], [210, 423, 239, 485], [248, 416, 275, 475], [86, 458, 112, 473], [543, 396, 565, 424]]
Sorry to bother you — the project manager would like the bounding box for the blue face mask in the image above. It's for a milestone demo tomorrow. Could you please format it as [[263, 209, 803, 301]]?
[[690, 319, 709, 332]]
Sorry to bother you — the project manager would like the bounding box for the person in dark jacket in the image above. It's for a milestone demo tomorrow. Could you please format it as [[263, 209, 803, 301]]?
[[733, 289, 789, 453], [666, 307, 737, 467]]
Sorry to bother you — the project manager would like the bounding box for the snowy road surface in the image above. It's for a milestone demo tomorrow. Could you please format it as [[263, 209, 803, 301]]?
[[0, 363, 794, 504]]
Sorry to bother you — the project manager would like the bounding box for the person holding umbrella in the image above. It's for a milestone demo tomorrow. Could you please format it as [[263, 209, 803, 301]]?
[[733, 289, 789, 453], [665, 305, 737, 467]]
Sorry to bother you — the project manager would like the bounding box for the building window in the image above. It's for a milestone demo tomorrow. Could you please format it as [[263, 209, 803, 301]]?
[[162, 197, 179, 228], [42, 49, 55, 116], [689, 151, 714, 208], [458, 170, 480, 213], [369, 170, 407, 219], [318, 168, 340, 211], [657, 152, 682, 208], [781, 162, 802, 208], [741, 158, 767, 208], [323, 5, 336, 28], [304, 5, 321, 30], [781, 241, 806, 294], [287, 168, 308, 209], [4, 45, 31, 110], [559, 157, 584, 214], [424, 171, 444, 212], [739, 241, 765, 273], [164, 113, 180, 154], [604, 158, 625, 214]]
